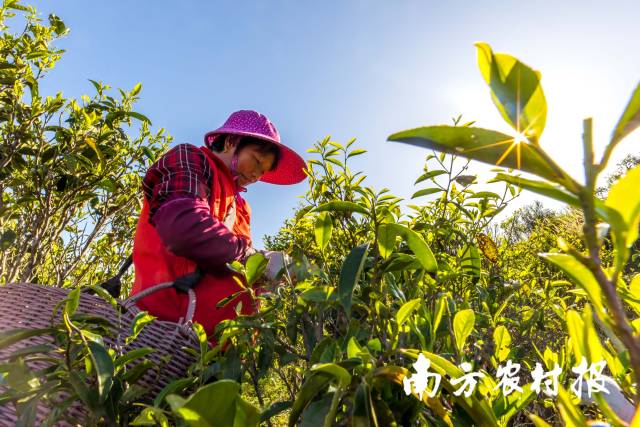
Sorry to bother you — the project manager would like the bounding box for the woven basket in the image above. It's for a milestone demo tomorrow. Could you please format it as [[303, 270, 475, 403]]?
[[0, 282, 201, 426]]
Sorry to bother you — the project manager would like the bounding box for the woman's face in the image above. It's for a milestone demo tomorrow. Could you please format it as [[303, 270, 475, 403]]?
[[234, 143, 276, 187]]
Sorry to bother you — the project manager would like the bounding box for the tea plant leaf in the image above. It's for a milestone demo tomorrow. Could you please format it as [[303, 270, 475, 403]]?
[[540, 253, 606, 316], [311, 363, 351, 388], [460, 244, 481, 277], [411, 188, 443, 199], [379, 223, 437, 272], [87, 341, 114, 403], [491, 173, 581, 203], [314, 212, 332, 252], [114, 348, 155, 371], [565, 310, 585, 362], [396, 298, 421, 327], [313, 201, 368, 216], [431, 295, 447, 345], [0, 328, 52, 348], [173, 380, 252, 427], [377, 223, 396, 259], [453, 309, 475, 354], [475, 42, 547, 140], [606, 164, 640, 270], [611, 81, 640, 145], [245, 252, 268, 286], [346, 337, 360, 359], [389, 125, 564, 184], [289, 373, 333, 427], [493, 325, 511, 362], [338, 243, 369, 315], [415, 169, 448, 184], [64, 287, 81, 316], [127, 311, 156, 344], [556, 387, 589, 426]]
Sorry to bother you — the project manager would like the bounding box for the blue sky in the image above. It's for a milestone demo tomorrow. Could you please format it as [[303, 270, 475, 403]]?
[[29, 1, 640, 245]]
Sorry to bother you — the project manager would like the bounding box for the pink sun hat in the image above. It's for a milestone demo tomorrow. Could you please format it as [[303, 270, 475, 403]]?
[[204, 110, 307, 185]]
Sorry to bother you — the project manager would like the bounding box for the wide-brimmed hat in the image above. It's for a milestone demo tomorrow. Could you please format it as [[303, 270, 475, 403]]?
[[204, 110, 307, 185]]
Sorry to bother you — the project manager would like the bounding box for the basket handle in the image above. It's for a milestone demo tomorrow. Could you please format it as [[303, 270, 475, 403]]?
[[124, 268, 203, 325]]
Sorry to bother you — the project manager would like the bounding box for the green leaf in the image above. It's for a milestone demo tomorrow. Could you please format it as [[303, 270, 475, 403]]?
[[411, 188, 443, 199], [338, 243, 369, 315], [611, 81, 640, 145], [379, 224, 437, 272], [606, 164, 640, 270], [65, 287, 81, 316], [377, 222, 396, 259], [175, 380, 253, 427], [84, 137, 104, 172], [289, 373, 332, 427], [453, 309, 475, 354], [87, 341, 114, 403], [491, 173, 581, 203], [314, 212, 333, 252], [396, 298, 421, 327], [556, 387, 589, 426], [131, 83, 142, 96], [0, 328, 52, 348], [460, 244, 481, 277], [114, 348, 156, 370], [389, 126, 564, 184], [347, 148, 367, 158], [415, 169, 448, 184], [493, 325, 511, 362], [310, 363, 351, 388], [245, 252, 267, 287], [233, 396, 260, 427], [475, 42, 547, 140], [313, 201, 369, 216], [431, 295, 447, 344], [127, 311, 156, 344], [0, 229, 16, 250], [124, 111, 152, 125], [299, 286, 335, 303], [540, 253, 606, 316], [347, 337, 362, 359]]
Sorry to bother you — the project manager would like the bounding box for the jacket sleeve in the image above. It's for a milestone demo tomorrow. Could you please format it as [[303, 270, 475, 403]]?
[[142, 144, 249, 271]]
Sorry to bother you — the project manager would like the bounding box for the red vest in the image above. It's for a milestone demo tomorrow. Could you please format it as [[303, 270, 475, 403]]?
[[131, 146, 255, 337]]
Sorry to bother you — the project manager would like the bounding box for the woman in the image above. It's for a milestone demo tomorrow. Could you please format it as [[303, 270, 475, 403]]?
[[131, 110, 306, 337]]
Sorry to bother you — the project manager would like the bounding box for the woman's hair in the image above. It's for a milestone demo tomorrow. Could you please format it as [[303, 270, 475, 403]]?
[[210, 134, 280, 171]]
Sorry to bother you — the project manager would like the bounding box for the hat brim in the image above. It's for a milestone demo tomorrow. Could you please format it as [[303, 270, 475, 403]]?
[[204, 129, 307, 185]]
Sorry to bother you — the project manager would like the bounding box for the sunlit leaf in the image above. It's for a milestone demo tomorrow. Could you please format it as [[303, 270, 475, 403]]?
[[389, 126, 564, 184], [314, 212, 332, 252], [313, 201, 368, 216], [453, 309, 475, 354], [310, 363, 352, 389], [606, 164, 640, 271], [245, 252, 268, 287], [396, 298, 421, 327], [540, 253, 606, 316], [475, 42, 547, 140], [493, 325, 511, 362], [610, 81, 640, 145], [379, 223, 437, 272]]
